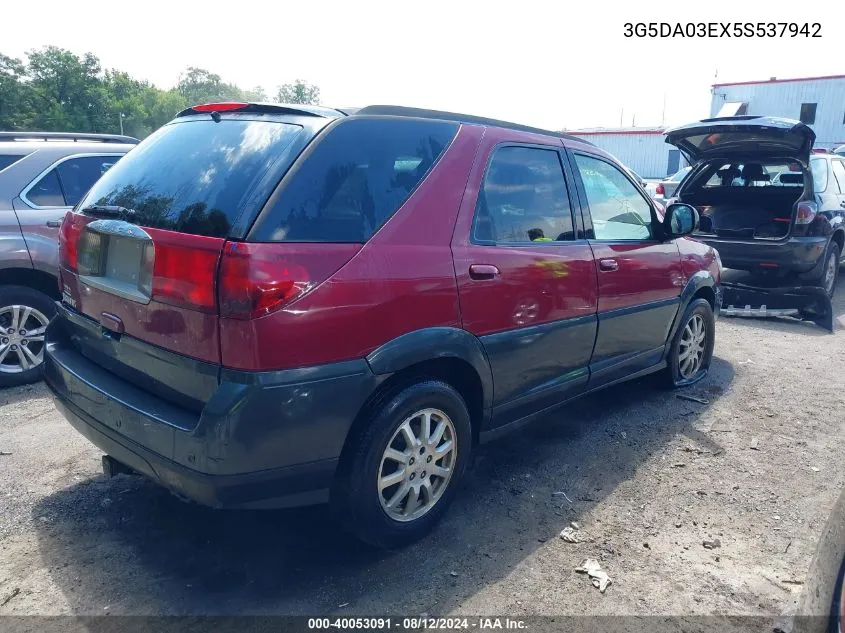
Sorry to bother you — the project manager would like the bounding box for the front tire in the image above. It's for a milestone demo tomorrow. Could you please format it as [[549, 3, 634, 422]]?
[[664, 298, 715, 388], [331, 380, 472, 548], [0, 285, 55, 388]]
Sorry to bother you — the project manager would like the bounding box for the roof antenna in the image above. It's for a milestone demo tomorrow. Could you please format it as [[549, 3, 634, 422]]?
[[210, 111, 221, 123]]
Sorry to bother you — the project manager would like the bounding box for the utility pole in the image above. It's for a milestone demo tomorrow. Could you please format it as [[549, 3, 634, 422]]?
[[119, 113, 125, 135], [662, 93, 666, 127], [620, 108, 624, 127]]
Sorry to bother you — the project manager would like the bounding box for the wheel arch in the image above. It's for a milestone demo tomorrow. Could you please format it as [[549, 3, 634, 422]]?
[[0, 267, 60, 301], [663, 271, 717, 360], [352, 327, 493, 448]]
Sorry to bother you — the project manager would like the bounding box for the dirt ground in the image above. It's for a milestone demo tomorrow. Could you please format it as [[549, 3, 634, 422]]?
[[1, 277, 844, 620]]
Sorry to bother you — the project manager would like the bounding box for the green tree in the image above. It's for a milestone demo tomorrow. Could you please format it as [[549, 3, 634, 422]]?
[[0, 54, 38, 129], [176, 67, 243, 106], [275, 80, 320, 105]]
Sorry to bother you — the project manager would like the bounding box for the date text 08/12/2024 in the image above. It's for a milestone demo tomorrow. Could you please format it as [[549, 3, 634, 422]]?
[[623, 22, 821, 38], [307, 618, 528, 630]]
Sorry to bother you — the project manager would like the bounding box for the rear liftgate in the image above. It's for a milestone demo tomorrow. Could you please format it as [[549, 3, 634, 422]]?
[[720, 282, 834, 332]]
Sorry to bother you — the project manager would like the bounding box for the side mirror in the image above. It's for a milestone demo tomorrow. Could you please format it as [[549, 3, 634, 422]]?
[[663, 203, 699, 238]]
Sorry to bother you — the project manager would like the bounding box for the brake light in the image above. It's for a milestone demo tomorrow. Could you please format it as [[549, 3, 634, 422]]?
[[219, 242, 312, 320], [191, 102, 248, 113], [58, 212, 93, 272], [149, 230, 224, 313], [796, 201, 818, 225], [218, 242, 362, 320], [656, 183, 665, 196]]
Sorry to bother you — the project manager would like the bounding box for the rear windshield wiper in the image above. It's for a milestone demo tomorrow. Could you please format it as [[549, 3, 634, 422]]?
[[80, 205, 136, 218]]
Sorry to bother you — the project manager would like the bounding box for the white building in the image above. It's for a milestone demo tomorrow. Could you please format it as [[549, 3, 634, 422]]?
[[566, 127, 684, 179], [711, 74, 845, 150]]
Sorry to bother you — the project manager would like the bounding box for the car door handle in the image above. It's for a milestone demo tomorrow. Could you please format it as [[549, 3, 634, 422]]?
[[599, 258, 619, 272], [46, 220, 62, 228], [469, 264, 500, 280]]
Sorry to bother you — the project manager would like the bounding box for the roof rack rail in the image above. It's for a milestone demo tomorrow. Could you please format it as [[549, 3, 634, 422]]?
[[353, 105, 592, 145], [175, 102, 346, 119], [0, 131, 139, 144]]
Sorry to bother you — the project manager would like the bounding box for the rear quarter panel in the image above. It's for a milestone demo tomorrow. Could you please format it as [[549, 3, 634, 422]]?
[[219, 124, 486, 371]]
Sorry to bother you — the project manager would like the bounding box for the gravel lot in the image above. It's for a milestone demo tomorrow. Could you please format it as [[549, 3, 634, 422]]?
[[1, 277, 844, 619]]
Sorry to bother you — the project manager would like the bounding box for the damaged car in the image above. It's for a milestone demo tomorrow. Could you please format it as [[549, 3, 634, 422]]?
[[665, 117, 844, 329]]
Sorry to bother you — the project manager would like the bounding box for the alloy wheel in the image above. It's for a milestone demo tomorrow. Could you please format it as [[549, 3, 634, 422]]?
[[678, 314, 706, 380], [0, 305, 49, 374], [378, 408, 457, 522], [823, 250, 838, 295]]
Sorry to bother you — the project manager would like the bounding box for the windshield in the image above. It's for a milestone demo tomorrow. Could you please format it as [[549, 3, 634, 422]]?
[[77, 118, 305, 237]]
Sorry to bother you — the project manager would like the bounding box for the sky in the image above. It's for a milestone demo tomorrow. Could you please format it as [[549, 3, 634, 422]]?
[[3, 0, 841, 132]]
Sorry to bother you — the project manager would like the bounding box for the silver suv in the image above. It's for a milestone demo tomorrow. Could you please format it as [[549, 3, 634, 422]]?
[[0, 132, 136, 386]]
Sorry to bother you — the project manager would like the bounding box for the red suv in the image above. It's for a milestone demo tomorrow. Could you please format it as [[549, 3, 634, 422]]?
[[44, 103, 721, 547]]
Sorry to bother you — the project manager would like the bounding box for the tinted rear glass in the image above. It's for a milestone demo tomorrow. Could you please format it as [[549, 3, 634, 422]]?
[[251, 117, 458, 242], [77, 119, 304, 237], [0, 155, 26, 172]]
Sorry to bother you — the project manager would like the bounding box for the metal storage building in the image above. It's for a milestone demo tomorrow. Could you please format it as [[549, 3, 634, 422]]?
[[566, 127, 685, 179], [711, 74, 845, 151]]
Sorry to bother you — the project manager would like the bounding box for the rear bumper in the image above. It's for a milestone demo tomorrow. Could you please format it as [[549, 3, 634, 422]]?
[[44, 309, 381, 509], [695, 235, 827, 274]]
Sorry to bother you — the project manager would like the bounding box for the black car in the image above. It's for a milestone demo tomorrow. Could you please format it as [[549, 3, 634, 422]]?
[[665, 116, 845, 298]]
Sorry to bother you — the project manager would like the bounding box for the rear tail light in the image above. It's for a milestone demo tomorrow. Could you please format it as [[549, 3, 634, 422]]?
[[795, 202, 818, 225], [149, 230, 225, 313], [58, 212, 93, 272], [218, 242, 362, 320], [656, 183, 665, 196], [219, 242, 312, 320], [788, 163, 802, 172]]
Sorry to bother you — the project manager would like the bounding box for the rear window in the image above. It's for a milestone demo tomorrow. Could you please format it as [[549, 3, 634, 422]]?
[[251, 117, 458, 242], [0, 155, 26, 172], [77, 119, 304, 237], [700, 160, 803, 188]]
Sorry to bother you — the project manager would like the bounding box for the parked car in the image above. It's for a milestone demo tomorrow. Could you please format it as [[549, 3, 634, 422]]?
[[0, 132, 136, 386], [834, 145, 845, 157], [44, 103, 720, 547], [665, 116, 845, 298], [654, 166, 692, 202]]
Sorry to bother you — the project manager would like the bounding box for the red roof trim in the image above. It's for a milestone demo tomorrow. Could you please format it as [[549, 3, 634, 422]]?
[[568, 130, 665, 136], [713, 74, 845, 89]]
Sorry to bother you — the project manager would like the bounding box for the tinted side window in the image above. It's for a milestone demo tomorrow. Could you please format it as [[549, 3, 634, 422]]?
[[0, 155, 26, 172], [473, 146, 574, 243], [254, 118, 458, 242], [25, 170, 65, 207], [56, 156, 119, 207], [830, 160, 845, 194], [574, 154, 654, 240]]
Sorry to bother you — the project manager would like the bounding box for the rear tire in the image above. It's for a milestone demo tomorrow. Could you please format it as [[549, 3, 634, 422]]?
[[331, 380, 472, 548], [663, 298, 715, 388], [0, 285, 55, 388], [821, 242, 841, 299]]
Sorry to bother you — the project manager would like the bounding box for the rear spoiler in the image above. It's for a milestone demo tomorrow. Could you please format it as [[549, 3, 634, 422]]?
[[720, 282, 834, 332]]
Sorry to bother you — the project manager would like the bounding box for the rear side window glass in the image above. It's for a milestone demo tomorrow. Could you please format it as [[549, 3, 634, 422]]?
[[25, 169, 65, 207], [830, 160, 845, 194], [473, 146, 575, 243], [811, 158, 828, 193], [253, 118, 458, 242], [78, 119, 305, 237], [0, 155, 26, 172], [56, 156, 119, 207], [574, 154, 653, 241]]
